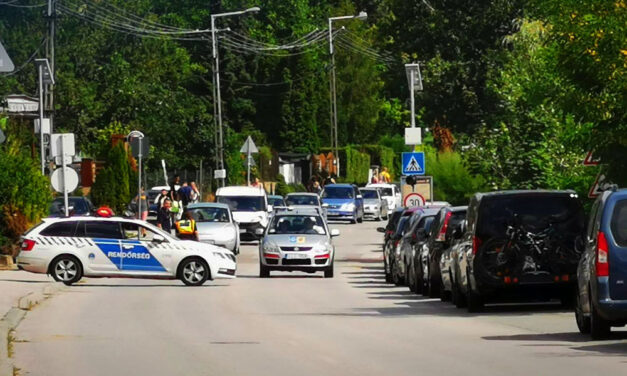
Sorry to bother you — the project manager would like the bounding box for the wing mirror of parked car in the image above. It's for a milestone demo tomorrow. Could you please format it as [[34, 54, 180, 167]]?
[[322, 203, 329, 208], [377, 227, 386, 233], [356, 195, 363, 199], [267, 205, 273, 212], [330, 228, 341, 237], [255, 228, 265, 236], [153, 234, 166, 243]]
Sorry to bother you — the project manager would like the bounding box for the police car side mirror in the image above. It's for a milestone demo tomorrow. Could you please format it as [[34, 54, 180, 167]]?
[[330, 229, 340, 237], [356, 195, 363, 199], [153, 234, 166, 243], [267, 205, 273, 213], [255, 228, 265, 236], [322, 203, 329, 208]]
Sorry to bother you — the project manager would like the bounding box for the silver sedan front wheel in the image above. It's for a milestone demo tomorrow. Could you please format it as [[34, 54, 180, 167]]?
[[181, 259, 209, 286]]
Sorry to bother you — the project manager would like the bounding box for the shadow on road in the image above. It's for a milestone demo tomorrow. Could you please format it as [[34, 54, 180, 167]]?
[[483, 331, 627, 356], [75, 283, 229, 288], [0, 278, 51, 284]]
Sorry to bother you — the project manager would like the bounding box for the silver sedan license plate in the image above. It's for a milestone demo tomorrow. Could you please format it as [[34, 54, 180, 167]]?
[[285, 253, 308, 259]]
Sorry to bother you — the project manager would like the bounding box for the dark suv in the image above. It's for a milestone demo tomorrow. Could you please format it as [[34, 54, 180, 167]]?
[[576, 188, 627, 339], [456, 190, 585, 312]]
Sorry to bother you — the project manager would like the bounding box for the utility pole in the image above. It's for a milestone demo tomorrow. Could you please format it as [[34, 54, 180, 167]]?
[[45, 0, 55, 108], [328, 11, 367, 178], [211, 7, 260, 188]]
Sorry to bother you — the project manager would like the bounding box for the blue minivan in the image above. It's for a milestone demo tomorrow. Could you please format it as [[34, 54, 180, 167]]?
[[321, 184, 364, 224], [576, 188, 627, 339]]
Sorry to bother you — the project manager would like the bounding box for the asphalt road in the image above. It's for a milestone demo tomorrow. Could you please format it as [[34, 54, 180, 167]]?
[[13, 220, 627, 376]]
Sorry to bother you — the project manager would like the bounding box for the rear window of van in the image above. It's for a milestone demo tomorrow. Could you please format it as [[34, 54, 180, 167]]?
[[477, 194, 584, 240], [610, 200, 627, 247]]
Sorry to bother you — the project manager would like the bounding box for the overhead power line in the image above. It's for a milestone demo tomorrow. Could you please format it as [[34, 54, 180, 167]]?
[[0, 0, 46, 8]]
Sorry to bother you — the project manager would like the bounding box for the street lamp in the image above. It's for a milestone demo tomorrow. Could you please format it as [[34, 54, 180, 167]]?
[[328, 11, 367, 177], [127, 130, 145, 220], [34, 58, 54, 175], [211, 6, 261, 187]]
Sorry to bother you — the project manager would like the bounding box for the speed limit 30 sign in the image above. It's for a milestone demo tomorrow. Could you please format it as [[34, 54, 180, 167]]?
[[404, 192, 425, 208]]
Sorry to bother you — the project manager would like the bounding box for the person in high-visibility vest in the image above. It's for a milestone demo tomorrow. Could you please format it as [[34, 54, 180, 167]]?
[[175, 210, 198, 241]]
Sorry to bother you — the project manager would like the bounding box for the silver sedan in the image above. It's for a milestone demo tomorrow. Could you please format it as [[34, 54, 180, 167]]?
[[186, 203, 240, 254], [359, 188, 389, 221], [258, 208, 340, 278]]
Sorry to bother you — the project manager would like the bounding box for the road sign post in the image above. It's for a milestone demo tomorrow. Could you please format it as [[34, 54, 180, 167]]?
[[402, 152, 425, 176], [401, 175, 432, 207], [240, 136, 259, 186], [50, 133, 78, 216], [128, 131, 145, 220]]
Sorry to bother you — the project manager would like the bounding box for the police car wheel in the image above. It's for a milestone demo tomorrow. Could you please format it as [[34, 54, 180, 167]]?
[[180, 259, 209, 286], [51, 256, 83, 286]]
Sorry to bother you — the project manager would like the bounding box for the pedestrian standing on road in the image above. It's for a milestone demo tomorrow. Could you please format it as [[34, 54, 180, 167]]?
[[175, 210, 199, 241], [134, 187, 149, 222], [169, 175, 181, 201], [157, 199, 172, 232], [380, 167, 391, 183], [178, 182, 193, 209], [313, 180, 322, 195], [155, 189, 168, 209], [190, 181, 200, 203]]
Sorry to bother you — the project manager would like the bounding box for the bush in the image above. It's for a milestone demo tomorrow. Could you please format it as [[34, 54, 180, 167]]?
[[342, 146, 370, 185], [0, 149, 51, 253], [90, 144, 132, 212], [425, 149, 486, 205]]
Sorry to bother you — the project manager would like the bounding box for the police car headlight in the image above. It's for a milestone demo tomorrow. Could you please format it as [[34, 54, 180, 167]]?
[[213, 252, 227, 259], [262, 241, 280, 253]]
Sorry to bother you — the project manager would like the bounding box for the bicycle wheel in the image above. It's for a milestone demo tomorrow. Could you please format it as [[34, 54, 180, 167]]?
[[475, 238, 519, 281]]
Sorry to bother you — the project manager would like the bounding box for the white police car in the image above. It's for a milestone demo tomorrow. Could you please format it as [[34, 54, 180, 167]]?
[[17, 217, 237, 286]]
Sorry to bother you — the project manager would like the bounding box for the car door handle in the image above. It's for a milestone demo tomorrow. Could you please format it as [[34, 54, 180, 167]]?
[[122, 245, 134, 250]]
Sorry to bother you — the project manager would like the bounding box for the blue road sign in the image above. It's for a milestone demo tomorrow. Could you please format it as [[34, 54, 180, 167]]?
[[402, 152, 425, 176]]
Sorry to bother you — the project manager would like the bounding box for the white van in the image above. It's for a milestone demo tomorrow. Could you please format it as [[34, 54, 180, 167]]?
[[366, 183, 401, 211], [215, 186, 270, 240]]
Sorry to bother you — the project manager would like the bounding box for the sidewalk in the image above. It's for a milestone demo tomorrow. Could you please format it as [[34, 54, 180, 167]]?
[[0, 270, 55, 316], [0, 270, 61, 376]]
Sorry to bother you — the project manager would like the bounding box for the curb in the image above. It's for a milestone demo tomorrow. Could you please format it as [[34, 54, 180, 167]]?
[[0, 282, 64, 376]]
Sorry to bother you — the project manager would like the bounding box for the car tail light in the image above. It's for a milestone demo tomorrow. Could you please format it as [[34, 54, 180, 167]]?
[[436, 212, 453, 241], [21, 239, 36, 251], [596, 231, 609, 277], [472, 236, 482, 255]]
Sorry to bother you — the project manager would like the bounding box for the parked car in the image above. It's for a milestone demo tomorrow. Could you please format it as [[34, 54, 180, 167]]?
[[395, 208, 440, 289], [446, 220, 470, 307], [366, 183, 401, 211], [418, 206, 467, 298], [456, 190, 585, 312], [216, 186, 270, 241], [439, 210, 469, 301], [383, 215, 411, 283], [378, 207, 406, 252], [576, 188, 627, 339], [359, 187, 389, 221], [321, 184, 364, 223], [186, 203, 240, 254], [48, 196, 95, 217], [268, 195, 287, 209], [257, 208, 340, 278]]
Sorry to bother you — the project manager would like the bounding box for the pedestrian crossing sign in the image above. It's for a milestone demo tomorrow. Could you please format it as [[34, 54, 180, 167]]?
[[402, 152, 425, 176]]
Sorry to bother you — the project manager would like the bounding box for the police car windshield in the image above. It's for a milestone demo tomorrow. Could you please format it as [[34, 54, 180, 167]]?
[[268, 215, 326, 235], [217, 196, 266, 212], [360, 190, 378, 199], [322, 187, 353, 199], [286, 195, 319, 206], [380, 188, 393, 197], [269, 198, 285, 207], [187, 207, 230, 223]]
